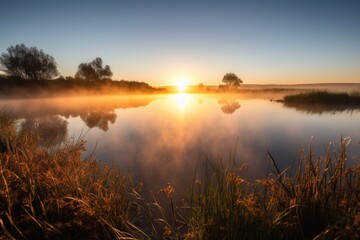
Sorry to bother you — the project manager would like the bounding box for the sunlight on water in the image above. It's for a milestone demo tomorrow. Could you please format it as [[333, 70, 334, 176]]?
[[171, 93, 191, 112], [1, 94, 360, 198]]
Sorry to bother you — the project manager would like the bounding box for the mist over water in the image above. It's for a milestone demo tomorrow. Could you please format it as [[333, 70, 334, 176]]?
[[2, 93, 360, 197]]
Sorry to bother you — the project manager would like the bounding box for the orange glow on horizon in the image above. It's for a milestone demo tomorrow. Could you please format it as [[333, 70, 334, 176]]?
[[174, 76, 190, 92]]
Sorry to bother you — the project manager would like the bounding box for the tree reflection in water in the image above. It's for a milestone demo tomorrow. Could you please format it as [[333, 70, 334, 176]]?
[[20, 115, 68, 147], [80, 110, 117, 131], [218, 99, 241, 114]]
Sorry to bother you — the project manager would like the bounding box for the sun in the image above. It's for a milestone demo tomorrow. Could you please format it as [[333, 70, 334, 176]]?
[[175, 76, 190, 92]]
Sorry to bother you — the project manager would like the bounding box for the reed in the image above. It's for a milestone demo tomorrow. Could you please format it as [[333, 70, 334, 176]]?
[[268, 138, 360, 239], [1, 111, 360, 239], [283, 90, 360, 105], [183, 152, 276, 240], [181, 139, 360, 239], [0, 113, 138, 239]]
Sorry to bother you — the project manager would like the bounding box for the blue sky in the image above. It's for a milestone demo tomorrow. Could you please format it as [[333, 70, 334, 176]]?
[[1, 0, 359, 86]]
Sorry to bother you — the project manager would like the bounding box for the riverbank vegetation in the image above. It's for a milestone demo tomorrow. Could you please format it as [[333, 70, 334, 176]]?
[[1, 112, 359, 239], [284, 90, 360, 105], [181, 143, 360, 239], [0, 113, 139, 239], [282, 91, 360, 114], [0, 76, 161, 98], [0, 43, 163, 97]]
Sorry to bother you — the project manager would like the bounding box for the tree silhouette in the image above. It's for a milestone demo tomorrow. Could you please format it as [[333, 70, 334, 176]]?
[[75, 57, 113, 81], [0, 43, 58, 80], [222, 73, 243, 90]]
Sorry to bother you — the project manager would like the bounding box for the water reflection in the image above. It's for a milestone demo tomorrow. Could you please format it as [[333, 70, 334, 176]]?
[[20, 116, 68, 147], [80, 110, 117, 131], [218, 99, 241, 114], [283, 102, 360, 115], [172, 93, 190, 112], [1, 94, 360, 201], [0, 95, 155, 134], [0, 96, 155, 119]]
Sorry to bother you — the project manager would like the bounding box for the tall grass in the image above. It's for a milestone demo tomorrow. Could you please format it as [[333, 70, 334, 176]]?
[[0, 113, 138, 239], [1, 111, 360, 239], [266, 138, 360, 239], [180, 140, 360, 239], [185, 155, 275, 240], [282, 90, 360, 114], [283, 90, 360, 105]]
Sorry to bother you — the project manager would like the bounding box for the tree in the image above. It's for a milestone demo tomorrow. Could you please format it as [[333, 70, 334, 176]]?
[[0, 43, 58, 80], [75, 57, 113, 81], [222, 73, 243, 89]]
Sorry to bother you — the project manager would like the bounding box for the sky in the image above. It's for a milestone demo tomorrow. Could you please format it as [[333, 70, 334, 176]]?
[[0, 0, 360, 86]]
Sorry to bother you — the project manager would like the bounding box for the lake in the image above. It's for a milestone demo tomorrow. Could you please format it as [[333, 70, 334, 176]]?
[[1, 93, 360, 197]]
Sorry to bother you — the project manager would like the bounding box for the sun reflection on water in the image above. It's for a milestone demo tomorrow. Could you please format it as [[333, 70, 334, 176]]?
[[172, 93, 190, 112]]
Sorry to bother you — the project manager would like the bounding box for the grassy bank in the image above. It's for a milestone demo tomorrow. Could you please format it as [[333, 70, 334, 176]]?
[[283, 90, 360, 105], [0, 113, 139, 239], [1, 112, 360, 239], [282, 91, 360, 114], [180, 144, 360, 239]]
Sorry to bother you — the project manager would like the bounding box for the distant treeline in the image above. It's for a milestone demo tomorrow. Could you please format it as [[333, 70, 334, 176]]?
[[0, 43, 247, 95], [0, 43, 166, 97], [0, 75, 165, 98]]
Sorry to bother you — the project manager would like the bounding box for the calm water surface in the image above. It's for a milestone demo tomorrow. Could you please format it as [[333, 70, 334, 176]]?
[[2, 94, 360, 195]]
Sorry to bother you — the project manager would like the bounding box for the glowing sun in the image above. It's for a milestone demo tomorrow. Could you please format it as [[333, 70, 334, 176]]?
[[175, 76, 190, 92]]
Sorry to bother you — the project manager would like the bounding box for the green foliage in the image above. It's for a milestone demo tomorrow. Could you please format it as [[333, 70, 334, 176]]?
[[0, 43, 58, 80], [75, 57, 113, 81]]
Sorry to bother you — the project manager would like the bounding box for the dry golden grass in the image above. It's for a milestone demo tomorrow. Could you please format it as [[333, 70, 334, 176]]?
[[1, 111, 360, 239], [180, 140, 360, 239], [0, 113, 137, 239]]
